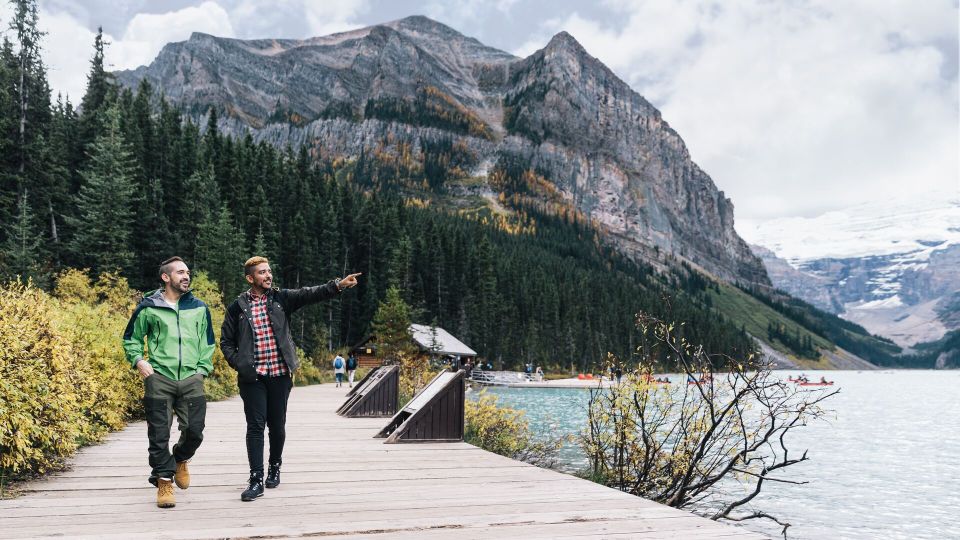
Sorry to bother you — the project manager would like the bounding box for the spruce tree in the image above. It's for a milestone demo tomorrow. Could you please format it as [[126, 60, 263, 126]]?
[[67, 105, 137, 275], [0, 38, 18, 224], [371, 286, 416, 364], [2, 189, 43, 282], [8, 0, 47, 177], [78, 27, 112, 149], [180, 163, 220, 259], [195, 203, 246, 299]]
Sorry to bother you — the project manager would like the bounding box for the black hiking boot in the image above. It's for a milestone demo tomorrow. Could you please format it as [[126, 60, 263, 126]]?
[[265, 463, 281, 489], [240, 472, 264, 501]]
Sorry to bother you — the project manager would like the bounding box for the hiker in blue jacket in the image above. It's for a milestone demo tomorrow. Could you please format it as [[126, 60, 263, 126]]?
[[333, 354, 346, 387]]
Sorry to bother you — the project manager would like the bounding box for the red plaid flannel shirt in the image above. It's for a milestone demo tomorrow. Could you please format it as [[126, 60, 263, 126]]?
[[248, 291, 289, 377]]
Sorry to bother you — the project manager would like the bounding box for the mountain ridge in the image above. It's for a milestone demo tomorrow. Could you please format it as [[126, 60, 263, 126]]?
[[113, 15, 770, 288], [742, 196, 960, 348]]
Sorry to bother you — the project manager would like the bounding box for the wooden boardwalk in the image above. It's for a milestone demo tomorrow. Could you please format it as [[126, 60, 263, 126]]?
[[0, 384, 766, 539]]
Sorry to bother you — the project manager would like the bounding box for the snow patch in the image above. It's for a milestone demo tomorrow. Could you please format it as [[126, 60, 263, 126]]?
[[738, 192, 960, 263]]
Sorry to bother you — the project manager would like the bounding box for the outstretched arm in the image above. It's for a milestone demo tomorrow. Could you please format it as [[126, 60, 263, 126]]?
[[280, 273, 362, 313]]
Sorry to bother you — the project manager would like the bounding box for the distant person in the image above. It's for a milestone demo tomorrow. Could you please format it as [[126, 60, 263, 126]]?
[[333, 354, 346, 387], [122, 256, 214, 508], [220, 255, 359, 502], [465, 359, 474, 378], [346, 354, 358, 387], [615, 366, 623, 383], [535, 366, 544, 382]]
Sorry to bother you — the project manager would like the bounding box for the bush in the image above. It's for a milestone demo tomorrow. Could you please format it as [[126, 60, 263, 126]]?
[[0, 274, 141, 480], [189, 273, 237, 400], [465, 390, 564, 467]]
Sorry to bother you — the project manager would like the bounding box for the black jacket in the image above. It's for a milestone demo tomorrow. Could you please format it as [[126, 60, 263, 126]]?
[[221, 282, 340, 382]]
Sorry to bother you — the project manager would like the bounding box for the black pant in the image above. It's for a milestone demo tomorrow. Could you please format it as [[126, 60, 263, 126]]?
[[143, 373, 206, 486], [239, 374, 293, 475]]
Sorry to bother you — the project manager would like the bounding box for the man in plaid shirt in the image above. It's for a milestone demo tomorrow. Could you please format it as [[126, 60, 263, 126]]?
[[221, 256, 360, 501]]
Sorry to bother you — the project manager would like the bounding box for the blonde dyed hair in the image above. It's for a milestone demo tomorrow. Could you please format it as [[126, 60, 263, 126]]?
[[244, 256, 270, 276]]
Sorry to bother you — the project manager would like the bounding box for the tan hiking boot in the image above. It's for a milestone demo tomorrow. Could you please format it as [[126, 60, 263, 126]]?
[[174, 461, 190, 489], [157, 478, 175, 508]]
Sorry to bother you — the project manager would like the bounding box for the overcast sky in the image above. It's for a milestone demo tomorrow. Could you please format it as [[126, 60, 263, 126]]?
[[3, 0, 957, 223]]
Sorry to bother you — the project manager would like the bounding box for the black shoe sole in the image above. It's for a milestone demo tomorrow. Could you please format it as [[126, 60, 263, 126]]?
[[265, 483, 279, 489], [241, 492, 263, 501]]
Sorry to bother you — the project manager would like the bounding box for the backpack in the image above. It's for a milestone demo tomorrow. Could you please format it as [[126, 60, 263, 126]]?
[[334, 357, 344, 369], [347, 356, 357, 370]]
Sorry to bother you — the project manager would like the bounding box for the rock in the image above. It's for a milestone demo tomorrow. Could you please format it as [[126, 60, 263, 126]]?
[[114, 15, 769, 287]]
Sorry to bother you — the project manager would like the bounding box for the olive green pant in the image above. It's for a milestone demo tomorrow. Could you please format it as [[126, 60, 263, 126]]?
[[143, 373, 206, 486]]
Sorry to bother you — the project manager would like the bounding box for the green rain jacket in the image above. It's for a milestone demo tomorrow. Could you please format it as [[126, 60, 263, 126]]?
[[122, 289, 215, 380]]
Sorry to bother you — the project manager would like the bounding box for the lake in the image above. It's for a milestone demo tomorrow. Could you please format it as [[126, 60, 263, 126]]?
[[473, 370, 960, 539]]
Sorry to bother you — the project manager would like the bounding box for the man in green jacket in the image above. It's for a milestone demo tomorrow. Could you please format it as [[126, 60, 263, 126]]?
[[123, 256, 215, 508]]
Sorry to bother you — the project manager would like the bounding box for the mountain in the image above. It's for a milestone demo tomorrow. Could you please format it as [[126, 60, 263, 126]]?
[[110, 16, 917, 368], [740, 195, 960, 348], [113, 15, 768, 287]]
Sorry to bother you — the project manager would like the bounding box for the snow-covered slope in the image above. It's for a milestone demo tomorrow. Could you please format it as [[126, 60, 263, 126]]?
[[739, 193, 960, 263], [738, 193, 960, 348]]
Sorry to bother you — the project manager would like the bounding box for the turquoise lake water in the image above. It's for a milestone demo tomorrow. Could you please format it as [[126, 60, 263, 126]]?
[[473, 370, 960, 539]]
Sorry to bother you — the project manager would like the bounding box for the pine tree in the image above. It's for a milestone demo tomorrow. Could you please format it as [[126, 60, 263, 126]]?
[[0, 38, 19, 229], [387, 233, 412, 290], [180, 163, 220, 259], [67, 105, 137, 275], [8, 0, 47, 177], [252, 224, 270, 260], [195, 203, 246, 299], [2, 189, 43, 282], [371, 285, 416, 364], [78, 27, 112, 150]]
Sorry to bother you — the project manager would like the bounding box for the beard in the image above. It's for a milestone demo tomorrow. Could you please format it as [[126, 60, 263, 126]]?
[[173, 278, 191, 293]]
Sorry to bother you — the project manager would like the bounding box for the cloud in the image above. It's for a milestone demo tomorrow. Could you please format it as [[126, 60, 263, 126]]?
[[227, 0, 368, 38], [512, 0, 959, 220], [421, 0, 521, 33], [302, 0, 368, 37], [113, 1, 235, 70], [5, 1, 234, 103]]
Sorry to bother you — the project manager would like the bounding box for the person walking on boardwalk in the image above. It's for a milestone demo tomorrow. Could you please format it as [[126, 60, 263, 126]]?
[[220, 256, 360, 502], [346, 353, 358, 387], [122, 256, 215, 509], [333, 353, 346, 387]]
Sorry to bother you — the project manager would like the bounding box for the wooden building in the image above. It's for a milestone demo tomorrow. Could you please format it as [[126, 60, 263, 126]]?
[[348, 324, 477, 369]]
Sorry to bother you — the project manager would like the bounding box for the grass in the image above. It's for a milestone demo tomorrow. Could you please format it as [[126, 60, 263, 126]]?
[[707, 283, 833, 359]]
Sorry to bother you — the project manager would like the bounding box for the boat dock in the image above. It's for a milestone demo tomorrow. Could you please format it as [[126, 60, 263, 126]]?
[[0, 383, 765, 539]]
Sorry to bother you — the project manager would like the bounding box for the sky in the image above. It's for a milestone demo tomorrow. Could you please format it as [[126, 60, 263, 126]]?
[[2, 0, 957, 223]]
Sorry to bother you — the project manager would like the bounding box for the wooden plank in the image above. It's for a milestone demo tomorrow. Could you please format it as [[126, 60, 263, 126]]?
[[0, 383, 765, 540], [1, 508, 744, 538]]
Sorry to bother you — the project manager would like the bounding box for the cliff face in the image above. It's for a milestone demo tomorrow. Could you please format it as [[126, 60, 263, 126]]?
[[115, 15, 769, 286]]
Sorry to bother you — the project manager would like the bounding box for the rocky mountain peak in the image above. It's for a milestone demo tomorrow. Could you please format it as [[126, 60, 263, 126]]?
[[113, 17, 770, 287], [385, 15, 465, 38], [543, 31, 587, 55]]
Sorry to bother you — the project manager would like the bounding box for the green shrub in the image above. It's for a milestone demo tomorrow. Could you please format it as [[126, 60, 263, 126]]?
[[464, 390, 565, 467], [189, 273, 237, 400], [0, 275, 142, 479]]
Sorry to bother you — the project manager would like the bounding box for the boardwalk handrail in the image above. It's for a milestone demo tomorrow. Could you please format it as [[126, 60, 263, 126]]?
[[469, 370, 532, 385]]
